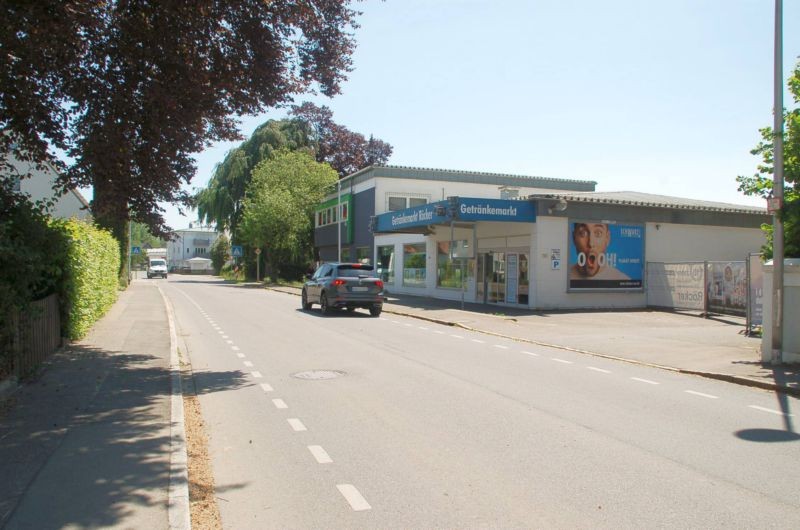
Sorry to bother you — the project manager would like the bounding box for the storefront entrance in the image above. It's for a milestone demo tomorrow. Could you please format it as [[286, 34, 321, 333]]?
[[477, 251, 529, 305]]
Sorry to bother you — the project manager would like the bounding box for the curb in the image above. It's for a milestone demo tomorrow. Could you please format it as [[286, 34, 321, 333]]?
[[264, 286, 799, 398]]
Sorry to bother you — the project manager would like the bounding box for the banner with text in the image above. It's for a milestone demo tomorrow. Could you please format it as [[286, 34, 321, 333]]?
[[646, 262, 705, 310]]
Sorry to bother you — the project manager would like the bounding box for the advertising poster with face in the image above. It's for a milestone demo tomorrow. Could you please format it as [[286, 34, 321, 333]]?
[[568, 221, 644, 290], [706, 261, 747, 316]]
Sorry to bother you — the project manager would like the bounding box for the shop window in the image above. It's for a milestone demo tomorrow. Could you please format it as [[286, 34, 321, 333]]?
[[402, 243, 426, 287], [356, 247, 371, 264], [377, 245, 395, 284], [409, 197, 427, 208], [388, 196, 407, 211], [437, 241, 470, 289], [340, 203, 348, 221]]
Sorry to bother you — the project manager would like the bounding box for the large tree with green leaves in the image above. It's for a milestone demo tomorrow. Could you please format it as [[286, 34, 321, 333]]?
[[238, 150, 337, 281], [737, 59, 800, 259], [195, 103, 392, 236], [1, 1, 360, 284]]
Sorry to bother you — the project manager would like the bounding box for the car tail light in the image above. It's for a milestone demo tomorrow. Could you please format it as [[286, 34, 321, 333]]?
[[332, 279, 346, 286], [375, 280, 384, 289]]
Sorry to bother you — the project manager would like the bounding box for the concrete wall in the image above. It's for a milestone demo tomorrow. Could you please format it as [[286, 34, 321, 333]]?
[[645, 222, 765, 262]]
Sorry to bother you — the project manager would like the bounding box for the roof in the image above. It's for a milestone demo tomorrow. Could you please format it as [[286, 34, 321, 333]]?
[[342, 165, 597, 192], [528, 191, 767, 215]]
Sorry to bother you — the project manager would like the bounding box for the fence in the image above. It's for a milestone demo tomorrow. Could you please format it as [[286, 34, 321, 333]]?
[[646, 258, 764, 333], [1, 293, 62, 380]]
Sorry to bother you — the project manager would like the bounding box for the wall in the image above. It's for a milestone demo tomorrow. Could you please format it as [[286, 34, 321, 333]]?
[[644, 222, 764, 262], [12, 157, 90, 220]]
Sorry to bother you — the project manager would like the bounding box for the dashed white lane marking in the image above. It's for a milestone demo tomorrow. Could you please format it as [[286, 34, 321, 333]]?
[[631, 377, 659, 385], [236, 353, 245, 358], [222, 335, 229, 339], [288, 418, 307, 431], [521, 351, 539, 357], [587, 366, 611, 374], [389, 320, 400, 324], [243, 361, 254, 367], [418, 326, 429, 331], [232, 346, 240, 351], [685, 390, 718, 399], [450, 334, 464, 339], [494, 344, 509, 350], [260, 383, 274, 392], [433, 330, 445, 335], [472, 339, 486, 344], [226, 340, 234, 344], [404, 323, 413, 327], [749, 405, 793, 417], [272, 399, 288, 409], [336, 484, 371, 511], [551, 358, 573, 364], [251, 371, 263, 378], [308, 445, 333, 464]]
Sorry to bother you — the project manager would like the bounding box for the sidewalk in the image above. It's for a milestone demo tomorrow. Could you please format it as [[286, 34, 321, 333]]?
[[268, 285, 800, 397], [0, 281, 181, 529]]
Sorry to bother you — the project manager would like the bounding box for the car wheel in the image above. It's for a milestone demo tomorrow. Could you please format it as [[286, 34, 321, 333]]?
[[164, 274, 168, 279], [320, 292, 331, 315], [369, 304, 382, 317], [301, 289, 312, 310]]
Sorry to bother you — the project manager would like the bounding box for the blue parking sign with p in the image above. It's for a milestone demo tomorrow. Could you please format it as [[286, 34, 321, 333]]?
[[231, 245, 243, 257]]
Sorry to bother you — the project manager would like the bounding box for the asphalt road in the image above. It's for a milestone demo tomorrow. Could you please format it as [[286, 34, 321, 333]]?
[[163, 276, 800, 529]]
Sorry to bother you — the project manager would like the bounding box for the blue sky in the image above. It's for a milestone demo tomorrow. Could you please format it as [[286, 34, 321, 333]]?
[[163, 0, 799, 230]]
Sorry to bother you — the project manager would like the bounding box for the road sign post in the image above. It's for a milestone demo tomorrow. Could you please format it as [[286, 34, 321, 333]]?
[[255, 247, 262, 282]]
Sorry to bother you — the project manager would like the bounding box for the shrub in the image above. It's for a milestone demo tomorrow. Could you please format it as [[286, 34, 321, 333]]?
[[211, 233, 231, 274]]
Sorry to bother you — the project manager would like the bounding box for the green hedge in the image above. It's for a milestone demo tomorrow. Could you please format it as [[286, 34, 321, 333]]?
[[52, 219, 120, 340]]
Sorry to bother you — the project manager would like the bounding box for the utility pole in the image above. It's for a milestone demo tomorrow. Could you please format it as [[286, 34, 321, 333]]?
[[771, 0, 784, 365]]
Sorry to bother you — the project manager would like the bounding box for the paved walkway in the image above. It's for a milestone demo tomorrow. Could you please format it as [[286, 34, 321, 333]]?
[[268, 284, 800, 396]]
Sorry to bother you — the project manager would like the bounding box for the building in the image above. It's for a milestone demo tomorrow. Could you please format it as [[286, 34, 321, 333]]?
[[313, 165, 768, 310], [167, 225, 220, 272]]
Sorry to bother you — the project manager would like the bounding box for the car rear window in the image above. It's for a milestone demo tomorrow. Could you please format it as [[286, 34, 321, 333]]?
[[336, 265, 375, 278]]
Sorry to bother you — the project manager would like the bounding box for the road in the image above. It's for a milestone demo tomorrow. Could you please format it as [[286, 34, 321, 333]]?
[[161, 275, 800, 529]]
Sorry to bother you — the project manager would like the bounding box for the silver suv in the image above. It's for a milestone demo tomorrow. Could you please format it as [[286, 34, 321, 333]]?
[[302, 263, 385, 316]]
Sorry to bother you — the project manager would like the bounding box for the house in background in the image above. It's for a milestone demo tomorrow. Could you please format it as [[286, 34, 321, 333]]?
[[167, 224, 219, 273]]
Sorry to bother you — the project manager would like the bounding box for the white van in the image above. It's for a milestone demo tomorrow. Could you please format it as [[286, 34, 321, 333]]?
[[147, 258, 168, 279]]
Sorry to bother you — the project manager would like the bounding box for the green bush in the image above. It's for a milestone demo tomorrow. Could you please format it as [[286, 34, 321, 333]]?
[[52, 219, 120, 340], [211, 233, 231, 274]]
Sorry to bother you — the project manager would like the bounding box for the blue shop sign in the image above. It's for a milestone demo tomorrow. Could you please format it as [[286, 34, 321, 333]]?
[[374, 197, 535, 233], [457, 198, 536, 222]]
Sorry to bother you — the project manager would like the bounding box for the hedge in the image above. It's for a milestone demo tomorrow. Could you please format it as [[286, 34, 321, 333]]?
[[53, 219, 120, 340]]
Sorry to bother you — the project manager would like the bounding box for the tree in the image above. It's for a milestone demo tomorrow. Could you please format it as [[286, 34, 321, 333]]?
[[196, 104, 392, 236], [210, 233, 231, 275], [737, 60, 800, 259], [130, 222, 166, 269], [1, 1, 360, 285], [238, 150, 337, 281]]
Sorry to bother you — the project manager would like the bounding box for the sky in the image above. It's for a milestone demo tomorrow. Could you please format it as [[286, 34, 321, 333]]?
[[162, 0, 799, 230]]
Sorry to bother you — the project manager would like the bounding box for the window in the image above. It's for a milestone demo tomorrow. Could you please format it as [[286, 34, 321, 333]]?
[[356, 247, 371, 264], [402, 243, 426, 287], [409, 197, 427, 208], [500, 187, 519, 200], [377, 245, 395, 284], [341, 247, 351, 262], [388, 196, 428, 211], [388, 196, 407, 211], [437, 241, 470, 288], [315, 202, 349, 228]]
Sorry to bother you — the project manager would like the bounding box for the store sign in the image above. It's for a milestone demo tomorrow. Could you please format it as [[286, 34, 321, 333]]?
[[374, 198, 536, 233], [568, 221, 644, 290]]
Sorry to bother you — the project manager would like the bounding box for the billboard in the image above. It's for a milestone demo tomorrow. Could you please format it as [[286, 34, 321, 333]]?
[[707, 261, 747, 316], [568, 221, 644, 290]]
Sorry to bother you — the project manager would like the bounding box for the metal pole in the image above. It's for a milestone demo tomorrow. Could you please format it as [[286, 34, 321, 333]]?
[[771, 0, 784, 365], [337, 179, 342, 262]]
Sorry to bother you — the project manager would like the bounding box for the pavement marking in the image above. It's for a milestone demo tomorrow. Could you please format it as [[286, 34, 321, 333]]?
[[217, 330, 224, 334], [243, 361, 254, 367], [251, 371, 263, 378], [404, 323, 414, 327], [685, 390, 719, 399], [521, 350, 539, 357], [494, 344, 509, 350], [236, 353, 245, 358], [226, 340, 234, 344], [433, 330, 445, 335], [551, 358, 573, 364], [232, 346, 240, 351], [749, 405, 793, 417], [272, 399, 288, 409], [222, 335, 229, 339], [389, 320, 400, 324], [288, 418, 307, 431], [631, 377, 659, 385], [260, 383, 274, 392], [587, 366, 611, 374], [308, 445, 333, 464], [450, 334, 464, 339], [336, 484, 371, 511], [472, 339, 486, 344], [418, 326, 429, 331]]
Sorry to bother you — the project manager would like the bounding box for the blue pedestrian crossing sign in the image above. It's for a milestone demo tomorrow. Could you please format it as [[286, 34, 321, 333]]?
[[231, 245, 243, 258], [131, 246, 141, 255]]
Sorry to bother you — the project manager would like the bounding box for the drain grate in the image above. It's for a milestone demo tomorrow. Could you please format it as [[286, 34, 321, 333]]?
[[292, 370, 346, 380]]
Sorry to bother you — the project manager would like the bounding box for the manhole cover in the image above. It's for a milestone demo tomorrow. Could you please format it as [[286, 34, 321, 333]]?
[[292, 370, 346, 380]]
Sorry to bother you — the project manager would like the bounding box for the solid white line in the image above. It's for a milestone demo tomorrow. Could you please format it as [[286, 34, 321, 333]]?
[[308, 445, 333, 464], [251, 371, 263, 378], [288, 418, 307, 431], [685, 390, 719, 399], [494, 344, 509, 350], [243, 361, 253, 367], [336, 484, 371, 511], [236, 353, 245, 358], [587, 366, 611, 374], [450, 334, 464, 339], [521, 351, 539, 357], [260, 383, 274, 392], [551, 358, 573, 364], [272, 399, 288, 409], [749, 405, 793, 417], [631, 377, 659, 385]]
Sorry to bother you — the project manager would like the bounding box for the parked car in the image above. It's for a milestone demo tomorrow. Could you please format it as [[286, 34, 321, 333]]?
[[302, 263, 385, 316], [147, 258, 168, 279]]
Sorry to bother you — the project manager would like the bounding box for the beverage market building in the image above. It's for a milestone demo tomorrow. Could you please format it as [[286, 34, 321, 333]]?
[[313, 166, 768, 310]]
